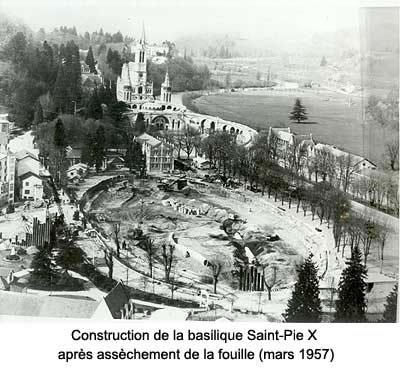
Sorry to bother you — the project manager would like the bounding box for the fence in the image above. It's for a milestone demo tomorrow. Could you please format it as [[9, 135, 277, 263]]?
[[0, 215, 52, 248]]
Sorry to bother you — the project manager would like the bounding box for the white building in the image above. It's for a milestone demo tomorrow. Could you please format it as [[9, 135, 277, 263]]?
[[14, 149, 48, 202], [18, 171, 43, 201], [0, 118, 15, 206], [136, 133, 174, 173]]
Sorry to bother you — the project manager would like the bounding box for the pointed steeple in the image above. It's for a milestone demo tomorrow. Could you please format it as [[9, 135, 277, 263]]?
[[139, 21, 146, 45], [163, 68, 170, 87]]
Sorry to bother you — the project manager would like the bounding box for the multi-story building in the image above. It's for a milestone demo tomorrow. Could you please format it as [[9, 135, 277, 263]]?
[[136, 133, 174, 173], [0, 118, 15, 207]]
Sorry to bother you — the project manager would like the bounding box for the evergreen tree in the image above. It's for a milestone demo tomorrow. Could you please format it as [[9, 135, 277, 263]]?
[[65, 40, 82, 112], [134, 112, 146, 134], [52, 118, 67, 186], [284, 255, 322, 322], [381, 284, 398, 323], [94, 125, 106, 172], [81, 132, 96, 166], [54, 118, 66, 148], [85, 46, 97, 74], [320, 56, 327, 66], [53, 63, 68, 113], [29, 242, 56, 288], [289, 98, 308, 123], [33, 101, 44, 125], [125, 140, 145, 174], [335, 246, 368, 322], [86, 89, 103, 119]]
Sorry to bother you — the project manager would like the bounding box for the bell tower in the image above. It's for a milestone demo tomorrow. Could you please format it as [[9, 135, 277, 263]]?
[[161, 69, 171, 103]]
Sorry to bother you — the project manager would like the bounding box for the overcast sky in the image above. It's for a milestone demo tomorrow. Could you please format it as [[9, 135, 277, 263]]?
[[0, 0, 396, 42]]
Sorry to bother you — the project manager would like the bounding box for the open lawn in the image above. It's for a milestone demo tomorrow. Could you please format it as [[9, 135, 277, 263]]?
[[193, 89, 390, 163]]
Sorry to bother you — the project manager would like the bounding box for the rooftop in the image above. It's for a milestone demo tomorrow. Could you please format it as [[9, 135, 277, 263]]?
[[0, 290, 99, 319]]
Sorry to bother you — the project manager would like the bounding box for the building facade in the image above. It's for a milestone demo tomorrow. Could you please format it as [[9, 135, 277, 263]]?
[[0, 118, 15, 207], [136, 133, 174, 173], [116, 28, 154, 105]]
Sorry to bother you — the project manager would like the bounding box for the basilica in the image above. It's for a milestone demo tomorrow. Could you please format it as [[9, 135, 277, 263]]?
[[115, 28, 255, 140]]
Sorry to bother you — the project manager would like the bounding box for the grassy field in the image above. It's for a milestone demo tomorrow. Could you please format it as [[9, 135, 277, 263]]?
[[193, 89, 389, 163]]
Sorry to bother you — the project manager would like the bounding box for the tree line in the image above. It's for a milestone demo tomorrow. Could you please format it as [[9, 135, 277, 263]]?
[[0, 31, 83, 128]]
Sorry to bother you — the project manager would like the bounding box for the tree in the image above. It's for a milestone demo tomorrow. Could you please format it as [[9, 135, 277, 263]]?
[[134, 112, 146, 135], [104, 249, 114, 279], [385, 137, 399, 171], [85, 46, 97, 74], [381, 284, 398, 323], [94, 125, 106, 172], [161, 242, 175, 283], [113, 222, 121, 258], [289, 98, 308, 123], [335, 246, 367, 322], [54, 118, 66, 148], [29, 242, 56, 288], [377, 223, 390, 273], [284, 255, 322, 322], [139, 236, 157, 278], [125, 140, 145, 174], [57, 246, 84, 270], [264, 265, 278, 301], [320, 56, 327, 66], [182, 125, 201, 159], [3, 32, 27, 72], [53, 63, 68, 113], [81, 132, 96, 166], [208, 257, 224, 294], [86, 89, 103, 119], [33, 101, 44, 125]]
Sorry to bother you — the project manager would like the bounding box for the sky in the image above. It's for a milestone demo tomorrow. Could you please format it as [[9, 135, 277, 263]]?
[[0, 0, 397, 42]]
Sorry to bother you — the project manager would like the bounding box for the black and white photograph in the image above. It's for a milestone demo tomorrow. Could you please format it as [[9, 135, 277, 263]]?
[[0, 0, 398, 325]]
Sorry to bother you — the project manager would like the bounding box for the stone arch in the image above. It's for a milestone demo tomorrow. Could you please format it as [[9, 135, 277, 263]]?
[[200, 120, 205, 134], [230, 127, 235, 134], [236, 128, 240, 134], [152, 115, 169, 131], [222, 125, 227, 131]]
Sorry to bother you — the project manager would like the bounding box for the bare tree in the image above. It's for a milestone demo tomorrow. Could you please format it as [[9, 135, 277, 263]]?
[[208, 257, 225, 294], [377, 223, 391, 273], [139, 236, 158, 278], [161, 242, 176, 282], [113, 222, 121, 257], [360, 217, 380, 266], [315, 147, 336, 182], [264, 265, 278, 301], [172, 132, 184, 158], [104, 249, 114, 279], [336, 154, 356, 193], [385, 138, 399, 171], [182, 125, 201, 159]]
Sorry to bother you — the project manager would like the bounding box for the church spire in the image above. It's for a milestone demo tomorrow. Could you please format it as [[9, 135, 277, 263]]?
[[163, 68, 170, 87], [140, 21, 146, 45]]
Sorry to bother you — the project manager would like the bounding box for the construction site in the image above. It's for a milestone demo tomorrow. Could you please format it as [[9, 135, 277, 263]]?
[[76, 173, 342, 320]]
